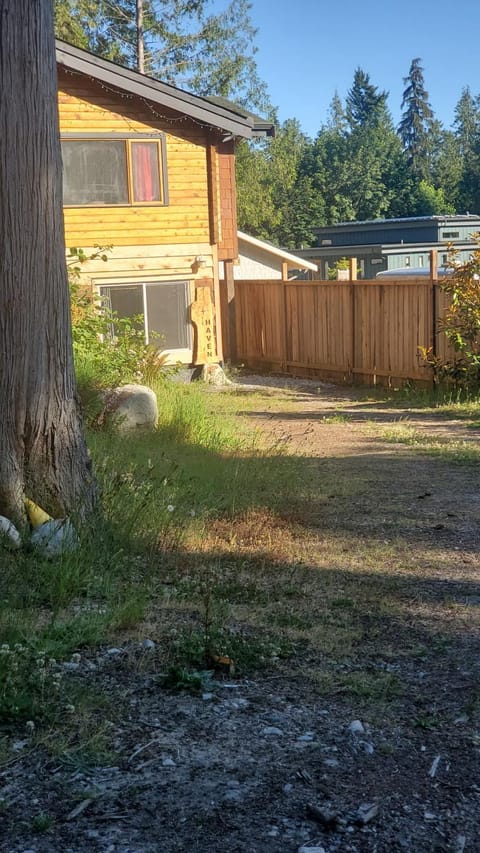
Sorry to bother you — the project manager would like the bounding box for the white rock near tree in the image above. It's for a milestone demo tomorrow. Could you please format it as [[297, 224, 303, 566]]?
[[102, 384, 158, 432]]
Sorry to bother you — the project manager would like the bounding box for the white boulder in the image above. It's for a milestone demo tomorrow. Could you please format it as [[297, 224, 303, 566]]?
[[103, 384, 158, 432], [30, 519, 79, 558], [0, 516, 21, 550]]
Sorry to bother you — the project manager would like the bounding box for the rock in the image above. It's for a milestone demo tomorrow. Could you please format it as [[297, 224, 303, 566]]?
[[298, 733, 315, 742], [102, 384, 158, 432], [361, 741, 375, 754], [62, 662, 80, 672], [0, 516, 21, 550], [305, 803, 338, 830], [357, 802, 379, 824], [323, 758, 340, 768], [106, 648, 123, 656], [162, 757, 176, 767], [202, 692, 214, 701], [30, 519, 79, 557], [298, 847, 326, 853], [141, 639, 155, 650], [201, 363, 232, 386], [262, 726, 284, 736], [349, 719, 365, 735]]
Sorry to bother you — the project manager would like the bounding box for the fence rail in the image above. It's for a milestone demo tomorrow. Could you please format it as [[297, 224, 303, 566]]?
[[230, 276, 454, 386]]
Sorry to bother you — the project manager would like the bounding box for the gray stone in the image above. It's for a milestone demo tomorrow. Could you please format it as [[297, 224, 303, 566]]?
[[200, 364, 232, 386], [162, 757, 176, 767], [349, 719, 365, 735], [262, 726, 284, 736], [141, 639, 155, 650], [30, 519, 79, 557], [0, 516, 21, 550], [103, 384, 158, 432], [298, 846, 326, 853]]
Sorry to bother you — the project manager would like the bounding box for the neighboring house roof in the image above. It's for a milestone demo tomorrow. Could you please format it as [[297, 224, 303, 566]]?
[[315, 214, 480, 230], [238, 231, 318, 271], [55, 40, 274, 140]]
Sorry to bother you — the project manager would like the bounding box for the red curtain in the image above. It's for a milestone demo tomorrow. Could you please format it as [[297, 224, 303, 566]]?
[[131, 142, 160, 202]]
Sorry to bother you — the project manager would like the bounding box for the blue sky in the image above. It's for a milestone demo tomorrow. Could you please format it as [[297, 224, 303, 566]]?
[[217, 0, 480, 137]]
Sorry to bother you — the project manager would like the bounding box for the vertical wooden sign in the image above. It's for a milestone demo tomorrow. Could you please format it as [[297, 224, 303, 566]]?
[[191, 285, 218, 364]]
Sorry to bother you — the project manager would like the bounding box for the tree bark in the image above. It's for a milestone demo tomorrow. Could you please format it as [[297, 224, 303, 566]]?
[[0, 0, 97, 523]]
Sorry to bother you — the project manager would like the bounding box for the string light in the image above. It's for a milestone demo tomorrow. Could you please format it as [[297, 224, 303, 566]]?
[[60, 66, 242, 137]]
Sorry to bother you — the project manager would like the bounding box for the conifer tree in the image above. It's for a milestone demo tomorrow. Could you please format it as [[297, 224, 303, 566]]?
[[398, 57, 434, 180]]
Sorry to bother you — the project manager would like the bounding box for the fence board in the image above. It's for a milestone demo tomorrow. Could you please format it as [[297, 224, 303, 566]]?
[[233, 277, 457, 386]]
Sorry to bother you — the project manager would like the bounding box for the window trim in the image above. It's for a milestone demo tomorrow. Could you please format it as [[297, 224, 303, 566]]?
[[98, 280, 192, 352], [61, 132, 169, 208]]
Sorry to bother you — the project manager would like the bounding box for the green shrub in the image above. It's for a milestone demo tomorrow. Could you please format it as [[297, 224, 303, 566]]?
[[68, 248, 168, 414], [0, 643, 65, 722]]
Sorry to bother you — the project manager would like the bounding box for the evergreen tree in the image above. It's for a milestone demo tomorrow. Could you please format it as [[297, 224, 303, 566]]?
[[453, 87, 480, 157], [54, 0, 270, 112], [398, 57, 434, 180], [453, 88, 480, 213], [346, 68, 390, 130]]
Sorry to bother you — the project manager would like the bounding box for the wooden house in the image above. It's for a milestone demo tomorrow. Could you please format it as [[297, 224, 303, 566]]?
[[56, 40, 273, 364]]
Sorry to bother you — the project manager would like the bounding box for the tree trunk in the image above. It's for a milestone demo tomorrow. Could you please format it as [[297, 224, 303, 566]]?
[[0, 0, 97, 523]]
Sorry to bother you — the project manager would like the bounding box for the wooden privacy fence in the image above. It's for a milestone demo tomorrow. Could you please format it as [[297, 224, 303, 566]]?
[[229, 277, 453, 387]]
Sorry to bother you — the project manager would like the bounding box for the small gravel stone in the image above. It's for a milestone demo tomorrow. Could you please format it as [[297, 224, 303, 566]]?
[[202, 692, 214, 701], [262, 726, 284, 736], [298, 733, 315, 742], [106, 647, 123, 656], [62, 661, 80, 671], [141, 639, 155, 650], [361, 741, 375, 754], [349, 719, 365, 735], [162, 758, 176, 767], [298, 846, 326, 853]]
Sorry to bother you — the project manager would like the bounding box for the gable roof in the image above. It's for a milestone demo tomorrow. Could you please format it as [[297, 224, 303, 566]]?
[[56, 40, 274, 140], [238, 231, 318, 272]]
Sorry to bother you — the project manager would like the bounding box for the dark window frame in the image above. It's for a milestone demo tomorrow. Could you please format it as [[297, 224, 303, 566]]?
[[61, 133, 169, 208], [99, 280, 191, 351]]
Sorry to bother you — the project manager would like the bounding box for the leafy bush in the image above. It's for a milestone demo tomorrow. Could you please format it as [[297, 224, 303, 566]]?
[[420, 238, 480, 390], [68, 248, 168, 411], [0, 643, 65, 722]]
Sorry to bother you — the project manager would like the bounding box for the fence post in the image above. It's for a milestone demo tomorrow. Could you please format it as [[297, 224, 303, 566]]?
[[281, 278, 288, 371], [221, 260, 237, 362], [430, 249, 438, 361], [350, 258, 357, 382]]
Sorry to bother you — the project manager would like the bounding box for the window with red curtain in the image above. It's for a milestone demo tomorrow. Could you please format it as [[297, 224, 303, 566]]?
[[131, 141, 161, 203]]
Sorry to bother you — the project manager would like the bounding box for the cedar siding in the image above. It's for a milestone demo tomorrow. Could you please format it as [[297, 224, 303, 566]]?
[[59, 70, 211, 248]]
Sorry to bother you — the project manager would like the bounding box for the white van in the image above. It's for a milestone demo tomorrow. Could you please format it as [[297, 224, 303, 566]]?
[[376, 266, 451, 279]]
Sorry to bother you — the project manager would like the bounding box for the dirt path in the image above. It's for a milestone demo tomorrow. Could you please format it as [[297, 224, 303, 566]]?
[[2, 378, 480, 853]]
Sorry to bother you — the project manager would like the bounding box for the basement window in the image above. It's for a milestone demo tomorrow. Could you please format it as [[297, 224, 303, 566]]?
[[62, 135, 167, 206], [99, 281, 191, 351], [442, 231, 459, 239]]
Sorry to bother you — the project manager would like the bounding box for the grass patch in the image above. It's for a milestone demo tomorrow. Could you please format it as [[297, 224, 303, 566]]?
[[371, 422, 480, 462], [2, 375, 478, 744]]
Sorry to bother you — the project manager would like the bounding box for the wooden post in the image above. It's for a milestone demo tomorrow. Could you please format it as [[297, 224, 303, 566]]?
[[281, 260, 289, 280], [221, 260, 237, 362], [349, 257, 357, 281], [281, 278, 288, 371], [430, 250, 438, 361]]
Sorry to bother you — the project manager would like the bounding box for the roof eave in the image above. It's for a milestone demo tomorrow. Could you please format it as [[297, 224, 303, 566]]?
[[55, 40, 274, 139]]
